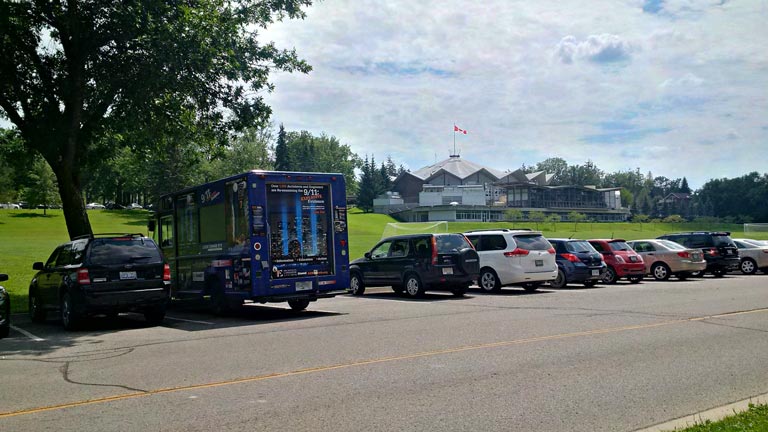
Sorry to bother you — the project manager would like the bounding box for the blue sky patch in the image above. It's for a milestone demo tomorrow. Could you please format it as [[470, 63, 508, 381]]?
[[339, 62, 455, 77]]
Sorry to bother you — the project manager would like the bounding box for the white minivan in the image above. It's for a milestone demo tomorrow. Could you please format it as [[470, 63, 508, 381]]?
[[464, 229, 557, 292]]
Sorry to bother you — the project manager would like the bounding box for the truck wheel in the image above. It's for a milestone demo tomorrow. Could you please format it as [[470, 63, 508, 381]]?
[[60, 292, 81, 331], [29, 289, 46, 322], [403, 274, 424, 298], [288, 299, 310, 311], [350, 272, 365, 296]]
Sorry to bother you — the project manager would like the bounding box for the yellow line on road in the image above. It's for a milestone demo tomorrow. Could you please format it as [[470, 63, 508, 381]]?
[[2, 307, 766, 419]]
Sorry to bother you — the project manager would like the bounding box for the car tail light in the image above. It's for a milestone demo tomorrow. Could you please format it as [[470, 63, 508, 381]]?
[[560, 253, 580, 263], [547, 247, 556, 254], [705, 247, 719, 256], [163, 264, 171, 281], [431, 236, 438, 265], [504, 248, 529, 257], [77, 268, 91, 285], [677, 251, 691, 258]]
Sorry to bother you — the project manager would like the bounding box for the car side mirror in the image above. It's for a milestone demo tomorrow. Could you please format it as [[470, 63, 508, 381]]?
[[33, 262, 44, 271], [364, 252, 371, 259]]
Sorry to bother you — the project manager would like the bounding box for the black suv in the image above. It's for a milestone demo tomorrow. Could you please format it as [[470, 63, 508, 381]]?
[[1, 273, 9, 338], [29, 234, 171, 329], [656, 232, 740, 277], [349, 233, 480, 298]]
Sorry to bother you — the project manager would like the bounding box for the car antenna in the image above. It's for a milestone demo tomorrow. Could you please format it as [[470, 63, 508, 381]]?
[[568, 234, 574, 239]]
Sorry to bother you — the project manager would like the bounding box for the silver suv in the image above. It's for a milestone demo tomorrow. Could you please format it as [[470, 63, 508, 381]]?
[[464, 229, 557, 292]]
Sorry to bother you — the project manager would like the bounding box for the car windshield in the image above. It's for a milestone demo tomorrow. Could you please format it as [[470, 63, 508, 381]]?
[[565, 241, 594, 253], [513, 234, 552, 251], [658, 240, 686, 250], [435, 234, 471, 253], [88, 238, 162, 266], [608, 241, 631, 252]]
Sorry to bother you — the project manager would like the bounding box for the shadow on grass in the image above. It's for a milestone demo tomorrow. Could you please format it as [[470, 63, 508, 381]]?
[[103, 210, 153, 227], [11, 212, 59, 219]]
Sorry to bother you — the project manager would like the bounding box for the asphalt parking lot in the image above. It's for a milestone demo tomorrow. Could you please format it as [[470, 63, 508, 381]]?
[[2, 274, 768, 432]]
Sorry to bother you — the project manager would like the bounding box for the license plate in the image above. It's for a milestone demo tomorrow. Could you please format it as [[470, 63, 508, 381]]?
[[442, 267, 454, 275], [535, 260, 543, 267], [591, 270, 600, 276], [726, 250, 733, 255], [120, 271, 137, 280], [295, 281, 313, 291]]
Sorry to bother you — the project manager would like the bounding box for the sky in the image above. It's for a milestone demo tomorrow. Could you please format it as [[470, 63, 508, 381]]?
[[261, 0, 768, 189]]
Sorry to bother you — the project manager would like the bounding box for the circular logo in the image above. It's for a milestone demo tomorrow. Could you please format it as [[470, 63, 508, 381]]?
[[254, 242, 262, 251]]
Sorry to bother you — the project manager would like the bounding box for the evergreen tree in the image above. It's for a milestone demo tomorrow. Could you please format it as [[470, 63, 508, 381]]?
[[274, 124, 290, 171], [357, 156, 377, 212], [680, 177, 691, 194]]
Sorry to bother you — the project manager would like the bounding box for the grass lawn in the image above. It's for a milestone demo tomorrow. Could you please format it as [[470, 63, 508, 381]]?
[[2, 207, 766, 313], [672, 403, 768, 431], [0, 209, 154, 313]]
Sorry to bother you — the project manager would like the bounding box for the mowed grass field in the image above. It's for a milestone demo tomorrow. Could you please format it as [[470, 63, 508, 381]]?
[[2, 207, 766, 313]]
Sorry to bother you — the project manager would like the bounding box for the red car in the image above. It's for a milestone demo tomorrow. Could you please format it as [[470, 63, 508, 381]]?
[[588, 239, 645, 284]]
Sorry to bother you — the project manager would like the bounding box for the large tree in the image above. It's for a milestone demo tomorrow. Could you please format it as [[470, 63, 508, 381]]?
[[0, 0, 312, 238]]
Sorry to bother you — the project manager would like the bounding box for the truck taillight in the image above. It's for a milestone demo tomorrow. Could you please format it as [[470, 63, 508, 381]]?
[[504, 248, 529, 257], [560, 253, 580, 263], [163, 264, 171, 281], [77, 268, 91, 285], [677, 251, 690, 258]]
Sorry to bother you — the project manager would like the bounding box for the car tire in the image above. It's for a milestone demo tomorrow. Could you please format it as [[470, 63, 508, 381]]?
[[583, 280, 597, 288], [0, 302, 9, 338], [457, 248, 480, 275], [478, 269, 501, 292], [651, 263, 671, 281], [550, 269, 567, 289], [403, 273, 424, 298], [602, 267, 618, 284], [740, 258, 757, 275], [29, 290, 46, 322], [144, 308, 166, 326], [522, 282, 541, 292], [629, 275, 643, 284], [60, 291, 81, 331], [288, 299, 310, 311], [350, 272, 366, 296]]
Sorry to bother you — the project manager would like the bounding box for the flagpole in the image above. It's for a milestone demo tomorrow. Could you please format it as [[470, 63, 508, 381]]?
[[453, 122, 456, 157]]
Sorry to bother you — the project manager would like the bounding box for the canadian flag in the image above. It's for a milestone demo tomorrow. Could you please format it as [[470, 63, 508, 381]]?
[[454, 125, 468, 134]]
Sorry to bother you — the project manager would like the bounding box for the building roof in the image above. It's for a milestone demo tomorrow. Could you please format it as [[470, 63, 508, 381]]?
[[409, 155, 506, 182]]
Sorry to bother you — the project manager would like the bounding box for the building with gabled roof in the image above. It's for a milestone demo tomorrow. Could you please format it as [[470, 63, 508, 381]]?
[[378, 154, 631, 223]]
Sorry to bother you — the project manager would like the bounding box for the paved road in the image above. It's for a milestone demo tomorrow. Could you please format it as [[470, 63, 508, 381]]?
[[1, 274, 767, 431]]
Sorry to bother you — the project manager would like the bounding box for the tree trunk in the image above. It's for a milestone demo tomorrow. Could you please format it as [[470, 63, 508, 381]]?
[[53, 164, 92, 239]]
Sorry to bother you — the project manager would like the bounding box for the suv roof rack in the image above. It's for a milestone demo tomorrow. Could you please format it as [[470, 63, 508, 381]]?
[[72, 233, 146, 240]]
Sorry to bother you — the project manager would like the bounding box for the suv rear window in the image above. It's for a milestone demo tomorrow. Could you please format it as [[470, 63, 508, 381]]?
[[712, 235, 735, 247], [513, 234, 551, 251], [88, 238, 163, 266], [435, 234, 472, 253]]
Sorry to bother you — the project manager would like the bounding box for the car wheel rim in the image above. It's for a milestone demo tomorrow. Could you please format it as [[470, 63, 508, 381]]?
[[603, 269, 615, 283], [480, 272, 495, 291], [742, 261, 754, 273], [654, 266, 667, 280], [406, 278, 419, 296]]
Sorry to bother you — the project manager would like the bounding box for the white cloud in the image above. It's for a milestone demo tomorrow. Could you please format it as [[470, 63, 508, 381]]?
[[260, 0, 768, 189]]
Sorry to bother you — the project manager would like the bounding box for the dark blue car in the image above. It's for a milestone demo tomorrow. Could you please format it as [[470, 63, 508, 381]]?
[[547, 239, 606, 288]]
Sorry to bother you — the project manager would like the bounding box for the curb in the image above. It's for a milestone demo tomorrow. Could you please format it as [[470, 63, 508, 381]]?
[[635, 392, 768, 431]]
